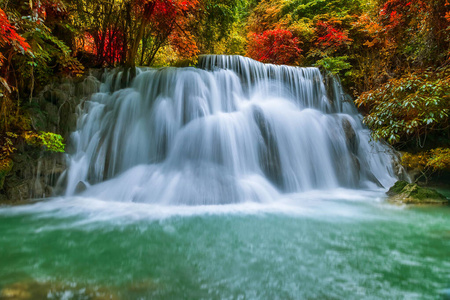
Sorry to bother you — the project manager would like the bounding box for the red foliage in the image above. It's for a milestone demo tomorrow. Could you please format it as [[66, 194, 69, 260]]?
[[247, 29, 302, 65], [315, 20, 352, 50], [161, 0, 200, 59], [379, 0, 427, 32], [0, 8, 30, 52], [133, 0, 198, 30], [151, 0, 178, 31], [81, 0, 200, 66], [96, 27, 125, 66]]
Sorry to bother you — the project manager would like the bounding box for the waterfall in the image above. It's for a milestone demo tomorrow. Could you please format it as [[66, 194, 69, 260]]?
[[62, 55, 400, 205]]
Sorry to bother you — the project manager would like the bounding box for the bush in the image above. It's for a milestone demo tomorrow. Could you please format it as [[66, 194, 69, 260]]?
[[356, 68, 450, 147]]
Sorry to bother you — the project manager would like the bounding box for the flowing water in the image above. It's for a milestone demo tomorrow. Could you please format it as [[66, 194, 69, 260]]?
[[62, 55, 401, 203], [0, 56, 449, 299]]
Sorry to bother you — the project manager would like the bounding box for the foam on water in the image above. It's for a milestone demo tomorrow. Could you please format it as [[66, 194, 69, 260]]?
[[0, 188, 395, 229]]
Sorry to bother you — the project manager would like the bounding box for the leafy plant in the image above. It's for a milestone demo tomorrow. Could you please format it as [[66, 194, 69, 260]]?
[[23, 131, 65, 153], [314, 55, 351, 75], [356, 68, 450, 147], [402, 148, 450, 182]]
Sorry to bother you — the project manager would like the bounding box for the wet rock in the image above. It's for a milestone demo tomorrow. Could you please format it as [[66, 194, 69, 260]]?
[[43, 102, 59, 129], [75, 181, 87, 194], [392, 152, 410, 182], [1, 152, 66, 202], [387, 180, 449, 204], [342, 119, 358, 154], [5, 182, 30, 202], [1, 71, 101, 203], [252, 106, 284, 189]]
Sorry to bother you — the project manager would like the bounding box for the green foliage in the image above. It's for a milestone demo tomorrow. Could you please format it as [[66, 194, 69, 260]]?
[[356, 68, 450, 146], [38, 132, 65, 153], [314, 55, 351, 75], [24, 131, 65, 153], [14, 19, 83, 86], [281, 0, 364, 20], [197, 0, 250, 54]]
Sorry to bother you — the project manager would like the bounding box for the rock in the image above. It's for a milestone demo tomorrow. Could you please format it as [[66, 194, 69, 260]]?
[[1, 71, 101, 204], [386, 180, 409, 196], [387, 180, 449, 205], [342, 118, 358, 154], [5, 182, 30, 202], [75, 181, 87, 194], [252, 106, 284, 189]]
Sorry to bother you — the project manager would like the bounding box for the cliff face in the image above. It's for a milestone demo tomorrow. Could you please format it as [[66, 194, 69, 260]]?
[[0, 71, 101, 203]]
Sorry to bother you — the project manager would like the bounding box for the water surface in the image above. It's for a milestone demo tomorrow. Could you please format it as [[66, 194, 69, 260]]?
[[1, 190, 449, 299]]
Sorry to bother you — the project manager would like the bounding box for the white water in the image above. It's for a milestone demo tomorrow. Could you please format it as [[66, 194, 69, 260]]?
[[62, 55, 401, 205]]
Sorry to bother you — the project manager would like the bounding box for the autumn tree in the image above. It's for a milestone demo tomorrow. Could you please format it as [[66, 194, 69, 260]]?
[[68, 0, 201, 68], [247, 29, 302, 65]]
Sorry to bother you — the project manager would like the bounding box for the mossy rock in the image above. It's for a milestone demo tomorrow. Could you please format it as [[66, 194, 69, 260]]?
[[386, 180, 409, 196], [387, 180, 449, 205]]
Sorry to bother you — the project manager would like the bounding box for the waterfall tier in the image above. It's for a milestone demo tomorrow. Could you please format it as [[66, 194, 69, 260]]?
[[63, 55, 400, 204]]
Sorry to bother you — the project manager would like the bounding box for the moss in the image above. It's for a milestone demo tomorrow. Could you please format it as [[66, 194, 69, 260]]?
[[386, 180, 409, 196], [408, 185, 445, 200], [387, 180, 449, 205]]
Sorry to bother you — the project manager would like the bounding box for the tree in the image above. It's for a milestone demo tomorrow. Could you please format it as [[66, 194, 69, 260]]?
[[69, 0, 201, 67], [247, 29, 302, 64]]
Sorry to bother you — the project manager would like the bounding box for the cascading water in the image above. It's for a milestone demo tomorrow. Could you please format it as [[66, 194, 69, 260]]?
[[62, 55, 401, 205]]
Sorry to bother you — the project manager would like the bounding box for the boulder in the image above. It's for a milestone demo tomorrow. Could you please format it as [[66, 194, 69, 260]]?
[[387, 180, 449, 204]]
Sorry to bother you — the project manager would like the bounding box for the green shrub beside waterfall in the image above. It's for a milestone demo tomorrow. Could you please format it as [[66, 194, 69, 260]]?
[[355, 68, 450, 181], [356, 68, 449, 146]]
